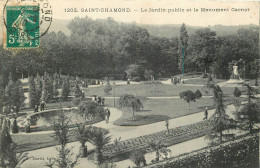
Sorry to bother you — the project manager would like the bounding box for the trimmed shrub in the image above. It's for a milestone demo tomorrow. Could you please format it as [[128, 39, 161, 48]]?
[[195, 90, 202, 99], [104, 84, 112, 95], [179, 90, 196, 109], [233, 87, 241, 97]]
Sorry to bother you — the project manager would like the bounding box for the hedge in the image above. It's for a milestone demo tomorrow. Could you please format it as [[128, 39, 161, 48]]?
[[144, 133, 259, 168]]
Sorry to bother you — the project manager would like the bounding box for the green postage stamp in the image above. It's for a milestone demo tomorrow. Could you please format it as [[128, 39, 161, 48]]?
[[6, 6, 40, 48]]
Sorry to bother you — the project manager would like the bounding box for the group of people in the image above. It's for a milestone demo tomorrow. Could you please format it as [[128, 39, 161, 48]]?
[[0, 115, 19, 134], [34, 101, 46, 113], [2, 106, 18, 118], [171, 76, 184, 85], [92, 96, 105, 106]]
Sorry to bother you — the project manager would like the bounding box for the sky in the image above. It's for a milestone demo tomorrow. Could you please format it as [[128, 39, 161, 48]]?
[[49, 0, 259, 26], [0, 0, 259, 40]]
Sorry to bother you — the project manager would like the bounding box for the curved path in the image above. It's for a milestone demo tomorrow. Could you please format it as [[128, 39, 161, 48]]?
[[20, 103, 238, 168]]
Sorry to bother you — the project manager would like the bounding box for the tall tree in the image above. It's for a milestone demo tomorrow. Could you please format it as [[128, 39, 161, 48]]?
[[236, 84, 259, 133], [41, 80, 48, 103], [74, 84, 82, 98], [61, 77, 70, 101], [3, 75, 14, 110], [188, 28, 216, 73], [34, 73, 42, 105], [49, 110, 79, 168], [179, 23, 189, 74], [206, 85, 236, 144], [89, 127, 111, 165], [28, 76, 37, 108], [118, 94, 145, 117], [12, 80, 25, 113]]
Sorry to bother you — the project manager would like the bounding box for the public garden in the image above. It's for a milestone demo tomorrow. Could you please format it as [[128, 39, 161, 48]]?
[[0, 17, 259, 168]]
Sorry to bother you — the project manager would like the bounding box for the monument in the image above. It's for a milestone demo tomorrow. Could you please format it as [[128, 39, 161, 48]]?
[[227, 64, 244, 84]]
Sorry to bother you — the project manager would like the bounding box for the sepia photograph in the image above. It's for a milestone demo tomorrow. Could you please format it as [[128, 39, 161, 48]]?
[[0, 0, 259, 168]]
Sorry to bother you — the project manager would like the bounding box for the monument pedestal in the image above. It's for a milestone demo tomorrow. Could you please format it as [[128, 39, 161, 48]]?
[[227, 79, 244, 84], [218, 65, 244, 87], [227, 65, 244, 84]]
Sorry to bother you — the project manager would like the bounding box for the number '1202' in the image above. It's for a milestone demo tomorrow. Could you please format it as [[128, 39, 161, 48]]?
[[64, 8, 78, 12]]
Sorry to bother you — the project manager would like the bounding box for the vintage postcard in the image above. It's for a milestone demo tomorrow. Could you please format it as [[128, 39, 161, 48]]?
[[0, 0, 259, 168]]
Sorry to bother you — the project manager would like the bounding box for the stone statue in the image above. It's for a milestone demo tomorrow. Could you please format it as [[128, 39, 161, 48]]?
[[230, 64, 240, 80], [227, 63, 244, 84]]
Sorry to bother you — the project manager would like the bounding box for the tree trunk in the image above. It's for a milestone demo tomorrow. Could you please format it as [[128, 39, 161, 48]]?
[[79, 144, 88, 157], [94, 150, 102, 165], [249, 122, 253, 133], [188, 102, 190, 109], [220, 131, 223, 143], [132, 109, 135, 117]]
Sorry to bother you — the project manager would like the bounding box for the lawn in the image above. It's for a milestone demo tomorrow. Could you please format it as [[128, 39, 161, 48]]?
[[12, 132, 76, 153], [112, 98, 214, 126], [184, 78, 226, 85], [12, 127, 108, 153], [84, 83, 239, 98], [110, 95, 240, 126]]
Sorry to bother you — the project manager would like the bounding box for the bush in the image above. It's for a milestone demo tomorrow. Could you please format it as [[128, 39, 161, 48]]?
[[74, 84, 82, 98], [195, 90, 202, 99], [72, 97, 83, 106], [125, 64, 145, 81], [144, 70, 155, 81], [132, 77, 141, 82], [233, 87, 241, 97], [79, 101, 106, 121], [179, 90, 196, 109], [104, 84, 112, 95], [255, 80, 258, 86], [129, 150, 147, 167]]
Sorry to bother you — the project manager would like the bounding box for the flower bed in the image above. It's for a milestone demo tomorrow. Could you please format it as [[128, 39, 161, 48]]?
[[144, 133, 259, 168], [102, 120, 212, 161]]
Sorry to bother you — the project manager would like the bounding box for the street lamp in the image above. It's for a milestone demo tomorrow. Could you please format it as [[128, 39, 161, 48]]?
[[113, 82, 116, 107], [58, 89, 62, 110]]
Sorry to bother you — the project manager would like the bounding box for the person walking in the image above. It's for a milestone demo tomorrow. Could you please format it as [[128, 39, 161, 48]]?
[[34, 104, 39, 113], [101, 97, 105, 106], [12, 117, 19, 133], [6, 117, 11, 132], [98, 96, 102, 106], [165, 118, 169, 135], [40, 101, 46, 111], [25, 116, 31, 133], [106, 108, 111, 123], [203, 107, 208, 120], [81, 89, 85, 98]]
